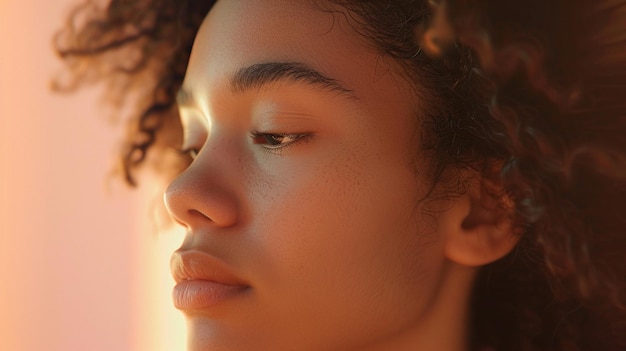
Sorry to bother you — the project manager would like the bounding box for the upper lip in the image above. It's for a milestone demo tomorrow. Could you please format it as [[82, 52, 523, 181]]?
[[170, 250, 249, 287]]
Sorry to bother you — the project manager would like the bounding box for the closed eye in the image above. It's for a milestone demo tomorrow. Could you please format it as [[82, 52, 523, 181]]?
[[250, 132, 310, 150], [178, 132, 311, 160]]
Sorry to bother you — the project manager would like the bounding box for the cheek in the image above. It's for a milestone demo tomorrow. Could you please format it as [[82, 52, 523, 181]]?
[[246, 123, 437, 281], [243, 136, 444, 344], [246, 151, 370, 279]]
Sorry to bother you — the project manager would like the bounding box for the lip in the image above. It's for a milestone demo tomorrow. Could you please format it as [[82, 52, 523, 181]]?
[[170, 250, 250, 311]]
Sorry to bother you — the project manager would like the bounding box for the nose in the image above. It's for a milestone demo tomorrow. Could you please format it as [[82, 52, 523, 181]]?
[[164, 153, 240, 231]]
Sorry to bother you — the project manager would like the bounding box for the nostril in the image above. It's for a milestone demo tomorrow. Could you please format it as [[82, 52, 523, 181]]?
[[188, 209, 214, 222]]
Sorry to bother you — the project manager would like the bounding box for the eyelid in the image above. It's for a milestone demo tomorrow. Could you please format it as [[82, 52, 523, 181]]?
[[179, 110, 209, 160], [179, 137, 203, 161], [179, 147, 200, 160], [250, 131, 312, 151]]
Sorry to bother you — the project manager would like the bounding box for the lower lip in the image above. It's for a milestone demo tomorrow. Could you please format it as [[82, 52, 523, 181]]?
[[172, 280, 249, 311]]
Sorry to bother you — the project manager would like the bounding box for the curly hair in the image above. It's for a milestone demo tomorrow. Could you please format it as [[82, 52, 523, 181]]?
[[427, 2, 626, 350], [54, 0, 626, 350]]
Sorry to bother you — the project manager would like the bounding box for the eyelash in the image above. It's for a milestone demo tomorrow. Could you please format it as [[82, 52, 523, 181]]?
[[179, 131, 311, 160], [250, 131, 311, 150], [179, 147, 199, 160]]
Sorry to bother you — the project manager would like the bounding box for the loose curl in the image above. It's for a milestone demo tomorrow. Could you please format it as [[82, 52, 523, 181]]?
[[54, 0, 214, 185], [425, 1, 626, 350], [54, 1, 626, 350]]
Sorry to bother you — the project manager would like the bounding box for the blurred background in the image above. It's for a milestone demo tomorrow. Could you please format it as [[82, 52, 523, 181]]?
[[0, 1, 185, 350]]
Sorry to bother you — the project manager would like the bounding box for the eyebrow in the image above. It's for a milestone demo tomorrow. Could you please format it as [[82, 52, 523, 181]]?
[[177, 61, 357, 107], [232, 61, 356, 98]]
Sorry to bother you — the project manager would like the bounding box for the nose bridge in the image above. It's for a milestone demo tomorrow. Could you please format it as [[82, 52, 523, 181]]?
[[164, 142, 241, 230]]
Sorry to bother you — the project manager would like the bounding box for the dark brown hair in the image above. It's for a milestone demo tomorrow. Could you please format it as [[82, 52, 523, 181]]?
[[428, 2, 626, 350], [54, 1, 626, 350]]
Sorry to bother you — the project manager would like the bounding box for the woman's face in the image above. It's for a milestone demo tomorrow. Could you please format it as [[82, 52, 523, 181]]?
[[165, 1, 449, 350]]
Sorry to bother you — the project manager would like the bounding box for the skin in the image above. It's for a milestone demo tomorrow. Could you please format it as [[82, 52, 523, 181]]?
[[164, 0, 500, 350]]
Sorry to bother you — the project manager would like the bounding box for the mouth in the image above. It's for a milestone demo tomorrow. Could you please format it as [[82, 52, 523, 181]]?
[[170, 250, 251, 311]]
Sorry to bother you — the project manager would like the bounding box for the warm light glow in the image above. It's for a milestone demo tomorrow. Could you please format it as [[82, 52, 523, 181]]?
[[0, 1, 186, 350], [132, 201, 187, 351], [157, 227, 188, 351]]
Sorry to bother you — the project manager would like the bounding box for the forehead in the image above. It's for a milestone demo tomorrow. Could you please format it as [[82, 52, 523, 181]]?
[[192, 0, 361, 66], [184, 0, 415, 105]]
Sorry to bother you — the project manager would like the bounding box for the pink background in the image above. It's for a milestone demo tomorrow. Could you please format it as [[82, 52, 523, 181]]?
[[0, 1, 185, 350]]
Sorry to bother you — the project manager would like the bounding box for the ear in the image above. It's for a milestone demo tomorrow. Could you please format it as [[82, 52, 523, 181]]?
[[438, 167, 518, 267]]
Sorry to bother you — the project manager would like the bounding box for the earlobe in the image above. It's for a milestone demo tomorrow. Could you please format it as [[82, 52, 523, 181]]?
[[440, 172, 518, 267]]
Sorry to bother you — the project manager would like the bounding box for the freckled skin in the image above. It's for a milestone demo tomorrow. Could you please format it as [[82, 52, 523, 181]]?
[[164, 1, 470, 350]]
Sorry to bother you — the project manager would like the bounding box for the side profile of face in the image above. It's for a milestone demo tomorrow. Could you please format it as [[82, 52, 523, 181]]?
[[165, 1, 474, 350]]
